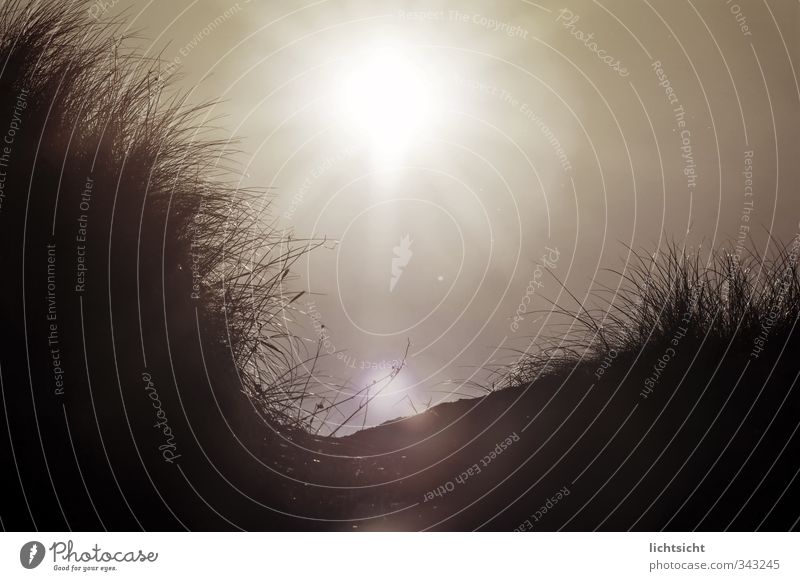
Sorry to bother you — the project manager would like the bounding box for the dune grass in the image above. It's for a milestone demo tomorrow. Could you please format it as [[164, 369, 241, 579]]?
[[494, 239, 800, 390], [0, 0, 316, 430]]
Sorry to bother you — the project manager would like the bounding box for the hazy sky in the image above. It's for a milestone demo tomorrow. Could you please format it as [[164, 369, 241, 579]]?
[[104, 0, 800, 429]]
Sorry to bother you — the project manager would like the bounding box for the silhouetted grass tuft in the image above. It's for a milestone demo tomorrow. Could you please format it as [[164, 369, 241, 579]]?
[[497, 240, 800, 389], [0, 0, 315, 429]]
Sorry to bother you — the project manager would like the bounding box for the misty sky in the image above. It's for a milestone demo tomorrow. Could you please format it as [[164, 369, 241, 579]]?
[[103, 0, 800, 429]]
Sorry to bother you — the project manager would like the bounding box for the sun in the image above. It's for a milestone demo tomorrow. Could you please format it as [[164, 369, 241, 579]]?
[[335, 48, 441, 166]]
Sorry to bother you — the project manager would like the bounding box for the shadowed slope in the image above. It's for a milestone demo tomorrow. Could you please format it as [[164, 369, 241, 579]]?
[[0, 0, 314, 530]]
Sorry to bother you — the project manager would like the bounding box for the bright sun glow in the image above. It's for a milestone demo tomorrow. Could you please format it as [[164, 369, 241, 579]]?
[[335, 49, 441, 166]]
